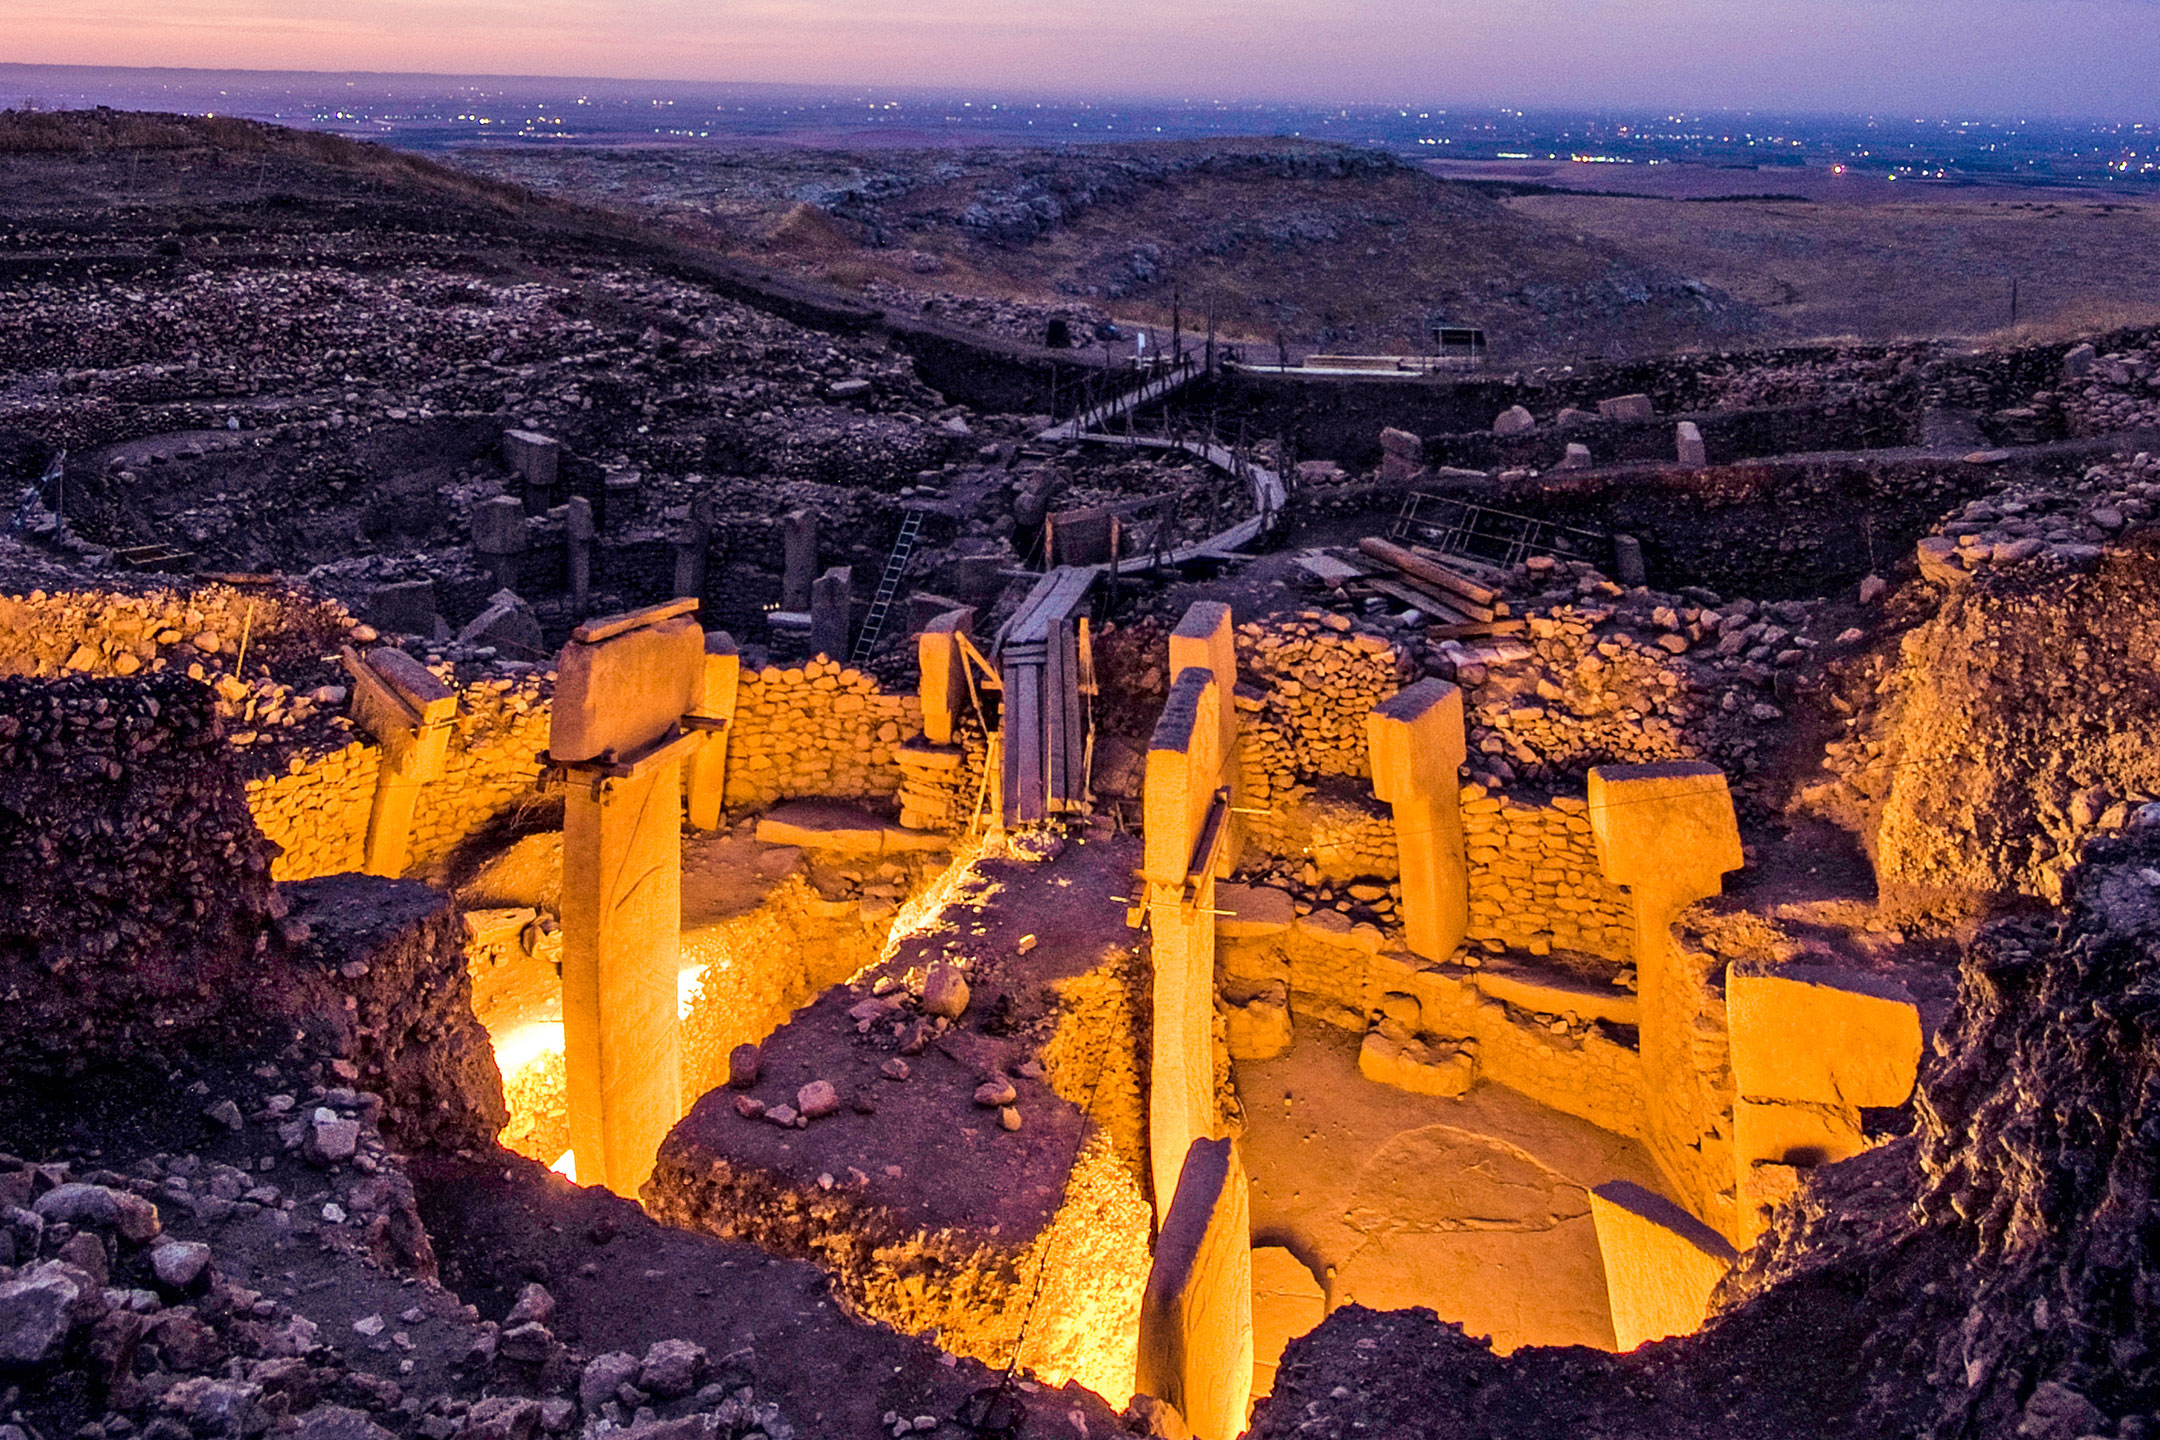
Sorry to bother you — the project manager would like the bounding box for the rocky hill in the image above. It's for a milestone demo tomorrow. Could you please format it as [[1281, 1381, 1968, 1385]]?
[[455, 139, 1770, 361]]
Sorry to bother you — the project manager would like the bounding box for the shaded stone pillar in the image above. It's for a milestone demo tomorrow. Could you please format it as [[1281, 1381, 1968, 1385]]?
[[342, 646, 456, 879], [503, 429, 560, 514], [809, 565, 851, 661], [685, 630, 740, 832], [672, 519, 709, 604], [782, 508, 819, 613], [1135, 1137, 1253, 1440], [1168, 601, 1240, 872], [1366, 678, 1468, 962], [1587, 761, 1745, 1239], [550, 600, 707, 1196], [1726, 963, 1920, 1242], [565, 496, 594, 615], [1144, 667, 1227, 1217], [471, 495, 528, 594], [1675, 420, 1707, 467], [916, 609, 974, 746]]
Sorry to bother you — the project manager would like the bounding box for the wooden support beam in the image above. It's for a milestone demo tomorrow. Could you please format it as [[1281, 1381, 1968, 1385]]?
[[1358, 536, 1499, 613]]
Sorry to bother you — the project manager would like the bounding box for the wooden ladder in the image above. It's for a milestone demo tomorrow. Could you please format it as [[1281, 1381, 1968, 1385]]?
[[849, 508, 923, 665]]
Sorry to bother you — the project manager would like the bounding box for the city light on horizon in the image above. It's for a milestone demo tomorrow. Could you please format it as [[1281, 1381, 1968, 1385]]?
[[3, 0, 2158, 118]]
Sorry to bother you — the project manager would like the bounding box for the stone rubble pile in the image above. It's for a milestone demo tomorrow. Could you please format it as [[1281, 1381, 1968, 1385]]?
[[1423, 557, 1835, 783], [1913, 451, 2158, 585]]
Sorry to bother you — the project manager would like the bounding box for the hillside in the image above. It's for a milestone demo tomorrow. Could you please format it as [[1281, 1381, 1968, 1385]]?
[[455, 139, 1772, 361]]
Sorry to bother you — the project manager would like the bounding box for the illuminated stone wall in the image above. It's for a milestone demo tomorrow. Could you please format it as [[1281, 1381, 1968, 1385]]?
[[1462, 784, 1635, 962], [246, 674, 550, 881], [722, 657, 926, 810]]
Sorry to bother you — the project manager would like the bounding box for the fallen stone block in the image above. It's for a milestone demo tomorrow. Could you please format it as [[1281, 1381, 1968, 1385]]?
[[1598, 393, 1655, 421], [1224, 984, 1292, 1061], [1215, 882, 1294, 938], [1588, 1180, 1736, 1350], [1492, 405, 1535, 437]]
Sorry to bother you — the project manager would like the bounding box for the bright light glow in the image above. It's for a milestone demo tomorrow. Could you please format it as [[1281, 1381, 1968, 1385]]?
[[492, 1020, 564, 1075], [551, 1149, 577, 1181]]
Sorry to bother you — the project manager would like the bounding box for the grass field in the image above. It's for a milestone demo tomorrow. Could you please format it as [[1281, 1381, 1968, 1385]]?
[[1510, 189, 2160, 345]]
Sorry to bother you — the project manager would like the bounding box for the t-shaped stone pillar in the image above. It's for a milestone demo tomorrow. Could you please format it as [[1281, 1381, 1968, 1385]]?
[[471, 495, 528, 594], [1135, 1137, 1254, 1440], [1144, 667, 1229, 1218], [550, 599, 706, 1197], [782, 509, 819, 613], [1726, 962, 1920, 1241], [1168, 601, 1240, 873], [916, 608, 975, 747], [685, 630, 740, 832], [809, 565, 851, 661], [564, 496, 595, 615], [503, 429, 560, 514], [341, 645, 456, 879], [1367, 679, 1468, 962], [1587, 761, 1744, 1234], [672, 518, 709, 604]]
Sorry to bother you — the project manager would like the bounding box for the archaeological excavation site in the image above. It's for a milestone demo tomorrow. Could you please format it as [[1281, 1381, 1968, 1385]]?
[[3, 110, 2159, 1440]]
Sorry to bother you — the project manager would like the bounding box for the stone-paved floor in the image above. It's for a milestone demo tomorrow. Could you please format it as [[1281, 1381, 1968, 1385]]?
[[1237, 1022, 1669, 1357]]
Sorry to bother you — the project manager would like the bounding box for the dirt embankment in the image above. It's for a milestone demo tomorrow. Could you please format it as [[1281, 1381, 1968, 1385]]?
[[1808, 536, 2160, 921]]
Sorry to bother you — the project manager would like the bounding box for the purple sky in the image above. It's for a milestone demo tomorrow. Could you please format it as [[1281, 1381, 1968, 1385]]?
[[7, 0, 2156, 116]]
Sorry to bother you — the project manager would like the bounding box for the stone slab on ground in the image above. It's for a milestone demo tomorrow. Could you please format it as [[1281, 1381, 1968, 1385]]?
[[1236, 1024, 1669, 1354], [753, 800, 954, 856]]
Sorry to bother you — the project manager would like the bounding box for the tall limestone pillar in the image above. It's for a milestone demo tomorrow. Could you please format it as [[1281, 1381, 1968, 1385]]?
[[1167, 601, 1241, 871], [1135, 1137, 1254, 1440], [549, 599, 706, 1196], [685, 631, 740, 831], [1587, 761, 1744, 1239], [1366, 679, 1468, 962], [1144, 666, 1228, 1218]]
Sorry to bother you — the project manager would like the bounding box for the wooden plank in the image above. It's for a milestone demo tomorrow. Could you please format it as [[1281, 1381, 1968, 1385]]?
[[1059, 618, 1086, 806], [1409, 543, 1511, 590], [1358, 536, 1499, 612], [1426, 618, 1525, 639], [1044, 620, 1068, 805], [1010, 663, 1045, 824], [1363, 577, 1474, 625]]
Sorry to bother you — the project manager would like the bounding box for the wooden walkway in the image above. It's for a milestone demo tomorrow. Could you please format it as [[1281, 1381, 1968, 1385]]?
[[1033, 364, 1287, 575]]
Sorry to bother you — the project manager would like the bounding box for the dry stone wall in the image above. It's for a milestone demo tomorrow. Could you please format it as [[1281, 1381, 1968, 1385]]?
[[1220, 926, 1647, 1139], [1462, 784, 1635, 962], [246, 737, 381, 879], [245, 674, 551, 881], [723, 656, 925, 810], [1235, 614, 1410, 787]]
